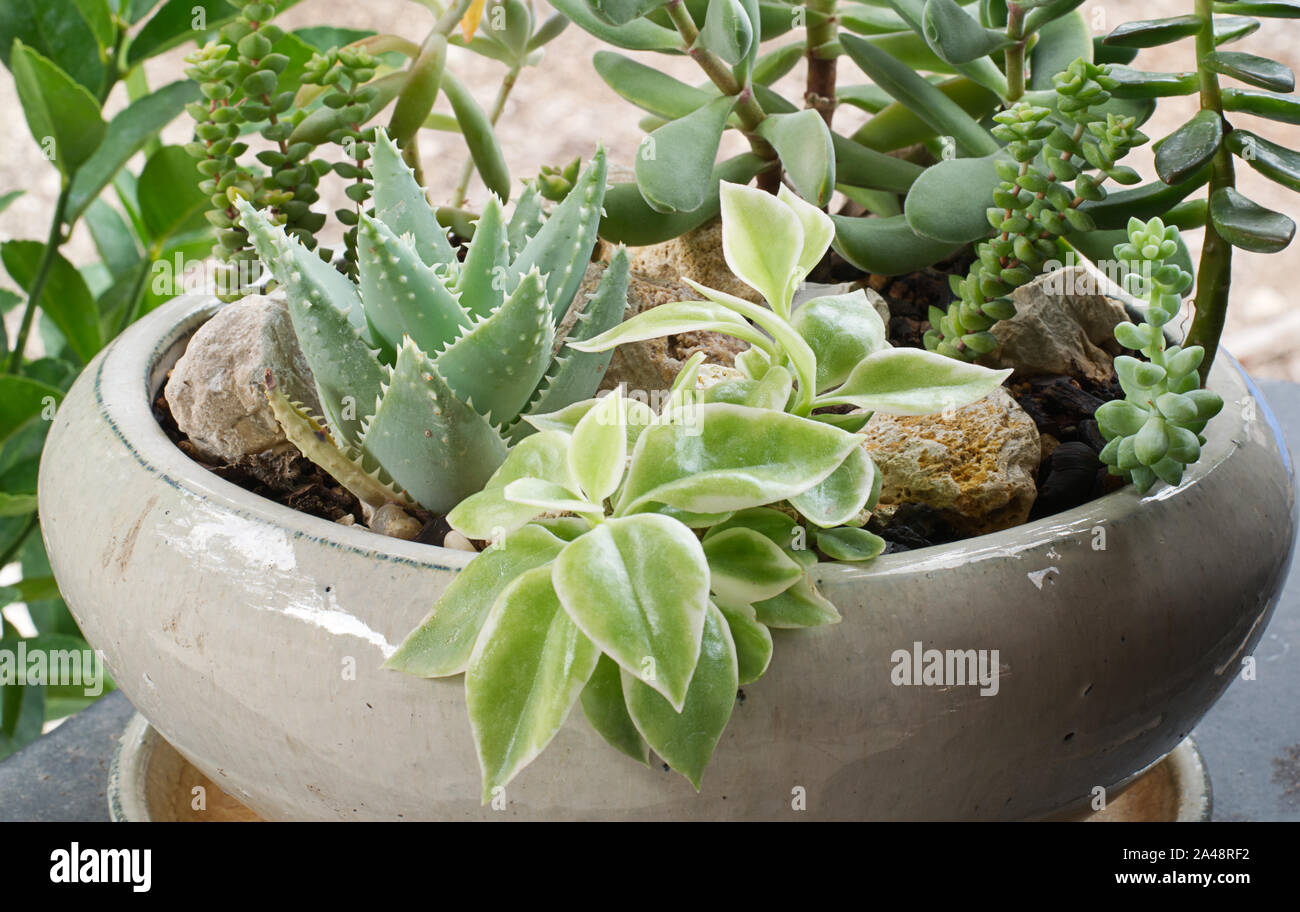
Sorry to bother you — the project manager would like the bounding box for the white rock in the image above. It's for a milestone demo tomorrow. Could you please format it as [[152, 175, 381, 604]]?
[[165, 293, 319, 463]]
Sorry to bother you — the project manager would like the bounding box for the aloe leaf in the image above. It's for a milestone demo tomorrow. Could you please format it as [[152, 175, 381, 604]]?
[[435, 268, 555, 426], [239, 201, 383, 449], [791, 290, 887, 391], [636, 96, 736, 214], [549, 0, 682, 49], [387, 525, 568, 677], [580, 654, 649, 764], [1209, 187, 1296, 252], [371, 129, 457, 267], [1206, 50, 1295, 92], [621, 602, 738, 788], [601, 153, 766, 246], [1155, 110, 1224, 185], [704, 527, 804, 605], [510, 147, 607, 322], [442, 71, 510, 202], [754, 574, 840, 627], [466, 565, 601, 800], [840, 32, 998, 156], [593, 51, 714, 120], [617, 403, 860, 516], [716, 600, 772, 685], [789, 445, 878, 528], [569, 387, 627, 504], [448, 430, 574, 539], [818, 347, 1011, 414], [513, 249, 631, 439], [357, 213, 471, 360], [922, 0, 1014, 64], [904, 150, 1009, 244], [816, 526, 887, 562], [831, 212, 964, 275], [1027, 9, 1092, 90], [1222, 87, 1300, 124], [755, 110, 836, 206], [553, 514, 710, 710], [507, 184, 544, 257], [1103, 15, 1202, 48], [456, 196, 510, 319], [1226, 129, 1300, 191], [362, 340, 509, 513]]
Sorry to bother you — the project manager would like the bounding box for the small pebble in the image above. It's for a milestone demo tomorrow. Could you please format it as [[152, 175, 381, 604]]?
[[443, 531, 477, 552]]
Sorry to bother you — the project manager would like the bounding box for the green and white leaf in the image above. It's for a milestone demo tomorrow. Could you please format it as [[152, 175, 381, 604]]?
[[580, 654, 649, 764], [448, 430, 575, 539], [704, 527, 804, 605], [791, 289, 887, 392], [816, 347, 1011, 414], [789, 445, 877, 528]]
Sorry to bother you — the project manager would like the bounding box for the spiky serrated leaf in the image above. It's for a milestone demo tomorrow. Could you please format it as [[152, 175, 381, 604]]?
[[371, 128, 457, 267], [456, 196, 510, 318], [507, 184, 544, 258]]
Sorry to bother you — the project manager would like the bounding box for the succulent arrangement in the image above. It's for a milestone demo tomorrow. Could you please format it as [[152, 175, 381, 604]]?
[[386, 183, 1010, 794], [238, 130, 626, 514]]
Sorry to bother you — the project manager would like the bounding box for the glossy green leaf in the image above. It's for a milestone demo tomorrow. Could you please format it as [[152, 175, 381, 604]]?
[[466, 565, 601, 800], [0, 0, 109, 95], [636, 96, 735, 214], [1223, 87, 1300, 124], [755, 110, 836, 206], [10, 40, 105, 178], [904, 150, 1008, 244], [816, 526, 887, 562], [1079, 168, 1211, 229], [617, 403, 859, 516], [580, 654, 648, 764], [1227, 129, 1300, 191], [569, 388, 627, 505], [1155, 110, 1224, 185], [697, 0, 753, 64], [386, 525, 568, 677], [704, 527, 803, 605], [553, 514, 710, 710], [921, 0, 1013, 64], [718, 180, 802, 312], [622, 602, 737, 789], [789, 445, 877, 528], [1214, 1, 1300, 17], [1103, 15, 1202, 48], [1206, 50, 1295, 92], [716, 600, 772, 685], [0, 376, 63, 448], [817, 347, 1011, 414], [1214, 15, 1262, 45], [1105, 66, 1198, 99], [137, 146, 207, 244], [791, 289, 887, 391], [753, 575, 840, 628], [442, 72, 510, 202], [1210, 187, 1296, 252], [840, 33, 998, 156], [831, 213, 964, 275], [127, 0, 242, 65], [1, 241, 101, 363], [448, 431, 574, 539]]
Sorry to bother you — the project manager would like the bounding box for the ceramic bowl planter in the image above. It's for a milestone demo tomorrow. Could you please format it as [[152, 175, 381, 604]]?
[[38, 293, 1295, 820]]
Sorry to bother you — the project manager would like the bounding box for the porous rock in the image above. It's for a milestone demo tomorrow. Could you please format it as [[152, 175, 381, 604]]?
[[630, 219, 763, 305], [165, 293, 319, 463], [861, 387, 1041, 535]]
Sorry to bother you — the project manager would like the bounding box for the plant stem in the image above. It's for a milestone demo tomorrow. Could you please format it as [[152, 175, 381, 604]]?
[[452, 65, 520, 207], [1004, 3, 1028, 103], [6, 186, 70, 374], [1186, 0, 1234, 382], [805, 0, 838, 128]]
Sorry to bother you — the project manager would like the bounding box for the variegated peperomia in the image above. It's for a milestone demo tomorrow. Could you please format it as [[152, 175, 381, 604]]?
[[236, 128, 627, 515]]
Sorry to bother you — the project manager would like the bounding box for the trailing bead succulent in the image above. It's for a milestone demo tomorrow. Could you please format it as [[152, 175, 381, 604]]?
[[1095, 217, 1223, 493], [387, 182, 1012, 797], [237, 129, 626, 515]]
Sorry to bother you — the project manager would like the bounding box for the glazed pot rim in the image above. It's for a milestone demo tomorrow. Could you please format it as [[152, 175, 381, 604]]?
[[93, 293, 1286, 583]]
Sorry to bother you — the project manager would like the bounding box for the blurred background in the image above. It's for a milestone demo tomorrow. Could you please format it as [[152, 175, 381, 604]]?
[[3, 0, 1299, 376]]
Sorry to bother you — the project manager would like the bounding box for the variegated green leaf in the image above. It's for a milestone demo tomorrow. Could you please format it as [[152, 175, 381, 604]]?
[[791, 289, 888, 392], [754, 574, 841, 628], [569, 386, 627, 504], [572, 298, 772, 354], [622, 602, 738, 789], [502, 477, 601, 516], [386, 524, 568, 677], [553, 514, 710, 711], [466, 565, 601, 800], [816, 347, 1010, 414], [580, 654, 649, 764], [816, 526, 887, 562], [704, 527, 803, 605], [718, 181, 803, 314], [716, 600, 772, 685], [778, 185, 836, 282], [789, 445, 877, 528], [448, 430, 575, 539]]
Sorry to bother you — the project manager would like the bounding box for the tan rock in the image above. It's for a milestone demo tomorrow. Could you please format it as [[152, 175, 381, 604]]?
[[862, 387, 1040, 535], [369, 503, 422, 540], [165, 293, 319, 463], [979, 263, 1132, 385], [630, 219, 764, 305]]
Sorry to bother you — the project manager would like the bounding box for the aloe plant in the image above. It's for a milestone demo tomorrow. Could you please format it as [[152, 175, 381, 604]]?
[[388, 180, 1011, 796], [237, 130, 627, 514]]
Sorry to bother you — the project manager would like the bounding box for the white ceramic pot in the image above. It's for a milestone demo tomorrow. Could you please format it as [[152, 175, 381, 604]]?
[[39, 294, 1296, 820]]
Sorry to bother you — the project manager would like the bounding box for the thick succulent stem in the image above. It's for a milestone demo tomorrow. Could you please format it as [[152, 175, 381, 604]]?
[[1004, 3, 1028, 103], [805, 0, 838, 128], [6, 186, 69, 373], [453, 64, 520, 208], [1186, 0, 1234, 382]]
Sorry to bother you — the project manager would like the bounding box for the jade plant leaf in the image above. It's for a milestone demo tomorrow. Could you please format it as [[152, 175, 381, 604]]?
[[593, 51, 714, 120], [465, 565, 601, 800], [1205, 50, 1295, 92], [568, 387, 627, 505], [549, 0, 682, 50], [1154, 110, 1224, 186], [588, 0, 670, 27], [580, 654, 649, 764], [386, 524, 568, 677], [1103, 15, 1202, 48], [616, 404, 860, 516], [552, 514, 711, 711], [448, 430, 574, 539], [753, 575, 841, 628], [697, 0, 753, 65], [904, 150, 1012, 244], [636, 96, 736, 214], [788, 445, 878, 528], [831, 213, 965, 275], [600, 153, 766, 246], [703, 527, 804, 605], [1222, 88, 1300, 125], [1209, 187, 1296, 252], [1226, 129, 1300, 191], [718, 181, 803, 315], [754, 110, 836, 207], [816, 347, 1011, 414], [922, 0, 1014, 64], [621, 602, 738, 789], [790, 290, 887, 391], [716, 601, 773, 685]]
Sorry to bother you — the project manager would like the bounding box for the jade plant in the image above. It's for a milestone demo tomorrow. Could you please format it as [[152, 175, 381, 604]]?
[[387, 182, 1011, 796], [236, 129, 627, 514], [1095, 218, 1224, 493]]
